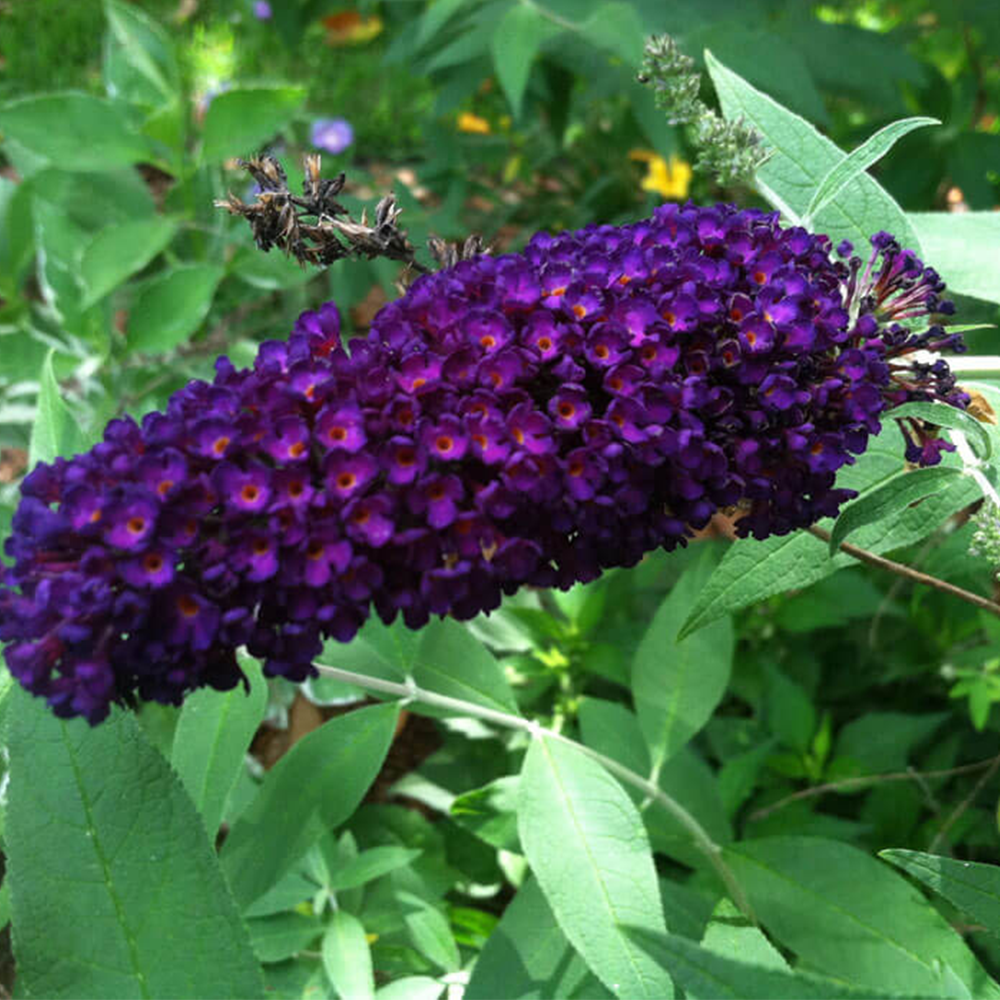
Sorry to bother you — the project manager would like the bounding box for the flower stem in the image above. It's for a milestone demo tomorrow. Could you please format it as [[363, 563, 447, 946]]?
[[313, 661, 753, 919], [810, 525, 1000, 618]]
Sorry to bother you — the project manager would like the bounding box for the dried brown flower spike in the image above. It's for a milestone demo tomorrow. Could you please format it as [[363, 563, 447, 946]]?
[[215, 154, 430, 273]]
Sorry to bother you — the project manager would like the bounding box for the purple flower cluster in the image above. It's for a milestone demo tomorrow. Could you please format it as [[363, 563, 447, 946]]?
[[0, 204, 965, 723]]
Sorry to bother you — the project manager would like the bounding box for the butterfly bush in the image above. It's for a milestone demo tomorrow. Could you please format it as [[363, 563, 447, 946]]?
[[0, 204, 966, 723]]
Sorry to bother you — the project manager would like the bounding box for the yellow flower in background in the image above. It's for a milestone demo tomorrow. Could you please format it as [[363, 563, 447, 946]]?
[[629, 149, 692, 200], [322, 10, 384, 46], [457, 112, 491, 135]]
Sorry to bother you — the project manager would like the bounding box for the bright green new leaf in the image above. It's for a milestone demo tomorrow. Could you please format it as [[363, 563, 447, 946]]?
[[5, 689, 264, 999], [465, 877, 603, 1000], [804, 117, 939, 225], [79, 215, 178, 308], [881, 850, 1000, 940], [704, 51, 920, 253], [29, 350, 90, 466], [626, 927, 886, 999], [723, 836, 999, 997], [632, 551, 733, 769], [201, 86, 306, 163], [127, 263, 224, 354], [323, 911, 375, 1000], [0, 93, 150, 172], [910, 212, 1000, 305], [829, 466, 963, 554], [171, 655, 267, 837], [491, 5, 550, 119], [518, 735, 673, 998], [221, 701, 400, 908]]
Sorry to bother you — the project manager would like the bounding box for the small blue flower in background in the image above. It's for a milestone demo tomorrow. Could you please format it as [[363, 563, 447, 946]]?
[[253, 1, 273, 19], [311, 117, 355, 155]]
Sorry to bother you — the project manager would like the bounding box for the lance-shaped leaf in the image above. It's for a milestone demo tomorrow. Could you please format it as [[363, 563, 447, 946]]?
[[804, 117, 939, 226], [5, 689, 264, 999], [518, 735, 673, 998], [829, 466, 963, 554]]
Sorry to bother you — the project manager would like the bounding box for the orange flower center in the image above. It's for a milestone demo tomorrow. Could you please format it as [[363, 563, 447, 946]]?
[[177, 595, 199, 617]]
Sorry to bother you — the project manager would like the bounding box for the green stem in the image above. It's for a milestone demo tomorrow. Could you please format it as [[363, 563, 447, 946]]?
[[313, 662, 753, 920]]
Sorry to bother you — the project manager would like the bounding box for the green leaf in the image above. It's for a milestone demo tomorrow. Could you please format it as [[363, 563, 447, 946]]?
[[127, 264, 224, 354], [0, 93, 149, 172], [412, 618, 521, 717], [881, 850, 1000, 940], [230, 245, 315, 291], [398, 891, 461, 973], [103, 0, 181, 106], [829, 466, 962, 556], [830, 467, 964, 554], [679, 442, 981, 638], [29, 350, 89, 466], [450, 775, 521, 852], [910, 212, 1000, 305], [79, 215, 178, 308], [491, 5, 549, 120], [376, 978, 444, 1000], [170, 655, 268, 837], [201, 86, 306, 164], [579, 2, 647, 64], [319, 616, 418, 683], [577, 698, 731, 868], [5, 689, 264, 999], [632, 552, 733, 769], [804, 117, 939, 225], [704, 51, 920, 253], [221, 702, 400, 908], [765, 665, 816, 754], [465, 877, 602, 1000], [625, 927, 886, 1000], [328, 846, 423, 891], [701, 897, 789, 971], [890, 400, 993, 459], [518, 735, 673, 998], [717, 739, 776, 818], [723, 836, 999, 997], [248, 911, 322, 963], [322, 911, 375, 1000], [834, 713, 946, 774], [0, 176, 34, 297]]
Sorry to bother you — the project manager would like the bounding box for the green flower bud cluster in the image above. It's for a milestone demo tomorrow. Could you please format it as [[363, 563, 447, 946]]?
[[638, 34, 770, 186], [970, 501, 1000, 579]]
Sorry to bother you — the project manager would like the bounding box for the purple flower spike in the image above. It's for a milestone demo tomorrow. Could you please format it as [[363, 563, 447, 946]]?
[[253, 1, 272, 19], [310, 117, 354, 155], [0, 205, 967, 724]]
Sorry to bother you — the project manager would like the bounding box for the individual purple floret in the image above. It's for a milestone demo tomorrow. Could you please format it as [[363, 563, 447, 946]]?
[[0, 206, 967, 723]]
